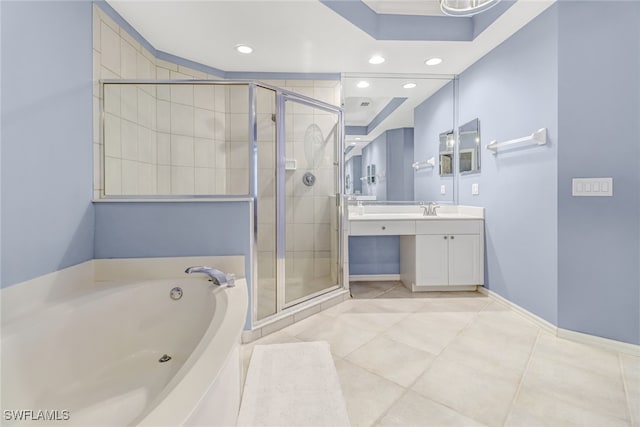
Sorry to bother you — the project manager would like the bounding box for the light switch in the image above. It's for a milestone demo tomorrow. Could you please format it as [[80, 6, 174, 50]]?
[[572, 178, 613, 197], [440, 185, 446, 195], [471, 183, 479, 195]]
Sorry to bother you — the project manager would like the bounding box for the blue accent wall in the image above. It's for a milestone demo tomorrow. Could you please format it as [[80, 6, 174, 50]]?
[[349, 236, 400, 275], [386, 128, 414, 201], [1, 0, 95, 288], [361, 132, 387, 200], [93, 201, 254, 327], [557, 1, 640, 344], [414, 81, 455, 203], [455, 5, 559, 325]]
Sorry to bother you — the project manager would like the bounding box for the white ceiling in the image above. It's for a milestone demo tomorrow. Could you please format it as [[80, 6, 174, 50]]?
[[107, 0, 555, 150]]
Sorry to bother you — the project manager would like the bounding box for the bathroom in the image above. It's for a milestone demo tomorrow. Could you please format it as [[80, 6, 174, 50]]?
[[1, 0, 639, 425]]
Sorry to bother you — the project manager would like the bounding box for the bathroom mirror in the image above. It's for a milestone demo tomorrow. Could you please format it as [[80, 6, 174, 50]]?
[[342, 73, 456, 202], [459, 118, 481, 174], [439, 130, 455, 176]]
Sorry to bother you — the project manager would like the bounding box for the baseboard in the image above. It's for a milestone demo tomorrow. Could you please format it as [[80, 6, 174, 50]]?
[[477, 287, 557, 335], [478, 287, 640, 356], [557, 328, 640, 357], [349, 274, 401, 282]]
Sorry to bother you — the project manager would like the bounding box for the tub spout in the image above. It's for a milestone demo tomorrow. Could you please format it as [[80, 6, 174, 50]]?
[[185, 266, 235, 287]]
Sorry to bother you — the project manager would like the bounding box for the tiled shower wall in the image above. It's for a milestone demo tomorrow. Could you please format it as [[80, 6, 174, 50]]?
[[93, 6, 249, 197]]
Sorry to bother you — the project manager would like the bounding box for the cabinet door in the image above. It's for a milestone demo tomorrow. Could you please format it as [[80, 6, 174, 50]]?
[[415, 235, 449, 286], [448, 234, 482, 285]]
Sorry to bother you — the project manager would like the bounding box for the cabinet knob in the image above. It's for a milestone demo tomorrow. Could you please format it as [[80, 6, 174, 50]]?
[[450, 236, 455, 240], [444, 236, 448, 240], [381, 226, 386, 230]]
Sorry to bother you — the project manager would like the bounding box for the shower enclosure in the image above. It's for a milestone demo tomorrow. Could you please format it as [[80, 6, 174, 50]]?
[[254, 84, 344, 320], [100, 80, 344, 324]]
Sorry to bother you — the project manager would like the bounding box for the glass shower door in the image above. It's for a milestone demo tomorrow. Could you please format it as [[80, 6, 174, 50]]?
[[281, 96, 341, 307]]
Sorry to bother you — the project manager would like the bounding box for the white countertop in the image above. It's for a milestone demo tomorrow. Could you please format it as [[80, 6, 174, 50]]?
[[348, 204, 484, 221]]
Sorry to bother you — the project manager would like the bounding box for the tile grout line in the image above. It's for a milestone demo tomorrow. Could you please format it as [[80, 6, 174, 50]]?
[[502, 329, 542, 427], [373, 298, 493, 426], [618, 352, 635, 425]]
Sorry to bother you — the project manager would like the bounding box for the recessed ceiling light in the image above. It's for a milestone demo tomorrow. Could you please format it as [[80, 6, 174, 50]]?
[[403, 83, 417, 89], [355, 137, 361, 140], [235, 44, 253, 54], [349, 142, 357, 146], [425, 57, 443, 66], [357, 81, 370, 88], [369, 55, 385, 65]]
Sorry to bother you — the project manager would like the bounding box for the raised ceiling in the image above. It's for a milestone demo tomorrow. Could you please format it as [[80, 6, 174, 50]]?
[[107, 0, 555, 148]]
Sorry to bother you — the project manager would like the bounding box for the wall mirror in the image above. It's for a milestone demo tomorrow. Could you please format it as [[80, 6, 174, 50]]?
[[438, 130, 454, 176], [459, 118, 481, 174], [342, 73, 456, 203]]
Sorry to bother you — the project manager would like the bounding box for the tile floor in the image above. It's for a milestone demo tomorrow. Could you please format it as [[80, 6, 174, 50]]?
[[241, 281, 639, 427]]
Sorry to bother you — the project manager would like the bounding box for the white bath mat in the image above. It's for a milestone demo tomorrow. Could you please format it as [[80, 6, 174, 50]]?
[[237, 341, 350, 427]]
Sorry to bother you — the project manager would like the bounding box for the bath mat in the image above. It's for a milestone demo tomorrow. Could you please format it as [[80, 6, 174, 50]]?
[[237, 341, 351, 427]]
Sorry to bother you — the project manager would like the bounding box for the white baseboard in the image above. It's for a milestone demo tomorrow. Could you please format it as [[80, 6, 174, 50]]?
[[557, 328, 640, 357], [477, 287, 557, 334], [349, 274, 401, 282], [478, 287, 640, 356]]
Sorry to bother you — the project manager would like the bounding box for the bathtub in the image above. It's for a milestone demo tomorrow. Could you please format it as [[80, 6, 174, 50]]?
[[1, 260, 248, 426]]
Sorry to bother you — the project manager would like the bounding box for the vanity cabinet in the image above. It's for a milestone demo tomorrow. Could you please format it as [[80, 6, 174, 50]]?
[[400, 220, 484, 291]]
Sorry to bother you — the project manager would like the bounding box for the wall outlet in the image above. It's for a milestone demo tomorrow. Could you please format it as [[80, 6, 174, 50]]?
[[440, 185, 446, 195], [471, 183, 479, 195]]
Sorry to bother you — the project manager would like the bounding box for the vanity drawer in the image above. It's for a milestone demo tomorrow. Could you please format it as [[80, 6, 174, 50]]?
[[415, 220, 483, 235], [350, 220, 416, 236]]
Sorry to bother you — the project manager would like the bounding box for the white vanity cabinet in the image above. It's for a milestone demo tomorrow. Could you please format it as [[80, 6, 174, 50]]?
[[348, 205, 485, 292], [400, 220, 484, 291]]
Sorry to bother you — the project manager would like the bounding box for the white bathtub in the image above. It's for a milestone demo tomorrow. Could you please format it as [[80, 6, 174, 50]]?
[[1, 258, 247, 426]]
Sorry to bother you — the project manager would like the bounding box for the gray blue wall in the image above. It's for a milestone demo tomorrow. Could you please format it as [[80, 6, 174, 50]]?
[[413, 2, 639, 344], [1, 0, 95, 288], [93, 201, 254, 327], [386, 128, 414, 201], [414, 81, 455, 203], [557, 1, 640, 344], [360, 132, 387, 200], [455, 5, 559, 324]]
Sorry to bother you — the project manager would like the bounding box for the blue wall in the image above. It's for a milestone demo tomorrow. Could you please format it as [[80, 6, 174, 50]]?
[[360, 132, 387, 200], [414, 81, 456, 203], [93, 201, 254, 326], [1, 1, 95, 288], [386, 128, 414, 201], [456, 5, 559, 324], [348, 236, 400, 275], [557, 1, 640, 344]]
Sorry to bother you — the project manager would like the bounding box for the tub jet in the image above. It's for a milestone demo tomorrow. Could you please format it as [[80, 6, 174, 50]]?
[[159, 354, 172, 363]]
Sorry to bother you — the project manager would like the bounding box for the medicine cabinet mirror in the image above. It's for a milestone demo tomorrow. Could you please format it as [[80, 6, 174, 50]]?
[[459, 118, 481, 174], [439, 130, 454, 176]]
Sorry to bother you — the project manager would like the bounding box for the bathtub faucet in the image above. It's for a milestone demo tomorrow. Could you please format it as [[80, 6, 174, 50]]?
[[185, 266, 236, 287]]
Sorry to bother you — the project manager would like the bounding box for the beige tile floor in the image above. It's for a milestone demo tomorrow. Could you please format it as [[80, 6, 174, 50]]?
[[241, 281, 639, 427]]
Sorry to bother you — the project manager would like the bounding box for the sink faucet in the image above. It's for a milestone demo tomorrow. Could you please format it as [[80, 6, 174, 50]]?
[[185, 266, 235, 287], [422, 202, 440, 216]]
